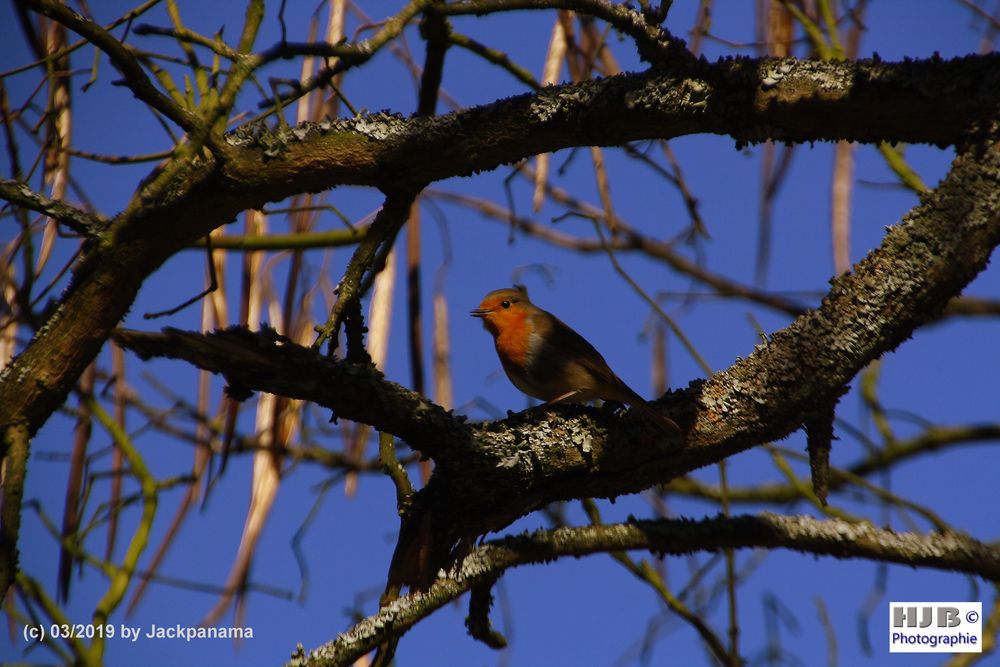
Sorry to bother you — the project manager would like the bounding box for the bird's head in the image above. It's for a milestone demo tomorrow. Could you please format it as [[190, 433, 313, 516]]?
[[470, 285, 534, 337]]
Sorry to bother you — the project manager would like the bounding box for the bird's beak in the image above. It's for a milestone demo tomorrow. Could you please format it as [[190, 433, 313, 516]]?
[[469, 308, 490, 318]]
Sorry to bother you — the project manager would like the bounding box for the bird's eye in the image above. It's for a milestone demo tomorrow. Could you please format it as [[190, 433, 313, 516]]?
[[501, 300, 511, 309]]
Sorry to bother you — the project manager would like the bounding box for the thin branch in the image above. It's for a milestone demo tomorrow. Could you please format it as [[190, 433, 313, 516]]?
[[189, 226, 367, 251], [0, 178, 103, 235], [378, 432, 414, 516], [22, 0, 202, 133], [84, 396, 158, 662], [0, 0, 163, 79], [313, 191, 417, 353], [447, 31, 540, 89], [878, 142, 929, 193], [256, 0, 437, 109], [132, 22, 239, 59], [439, 0, 679, 64], [429, 189, 808, 316], [666, 423, 1000, 509], [581, 498, 732, 665]]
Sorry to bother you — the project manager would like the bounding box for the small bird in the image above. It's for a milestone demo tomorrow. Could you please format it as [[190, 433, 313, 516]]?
[[471, 286, 679, 433]]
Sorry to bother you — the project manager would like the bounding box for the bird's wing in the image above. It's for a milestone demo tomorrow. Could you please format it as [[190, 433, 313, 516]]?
[[539, 312, 679, 432], [545, 314, 647, 398], [543, 313, 622, 387]]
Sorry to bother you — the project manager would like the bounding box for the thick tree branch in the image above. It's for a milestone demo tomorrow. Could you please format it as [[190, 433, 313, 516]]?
[[223, 53, 1000, 194], [0, 424, 30, 595], [112, 326, 473, 463], [287, 513, 1000, 667]]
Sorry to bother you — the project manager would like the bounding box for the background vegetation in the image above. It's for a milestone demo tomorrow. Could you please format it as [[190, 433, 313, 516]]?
[[1, 1, 999, 665]]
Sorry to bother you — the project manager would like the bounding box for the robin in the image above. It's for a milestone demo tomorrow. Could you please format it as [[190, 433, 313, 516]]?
[[471, 285, 679, 433]]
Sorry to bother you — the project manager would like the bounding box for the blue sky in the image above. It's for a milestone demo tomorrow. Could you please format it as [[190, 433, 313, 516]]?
[[2, 1, 998, 666]]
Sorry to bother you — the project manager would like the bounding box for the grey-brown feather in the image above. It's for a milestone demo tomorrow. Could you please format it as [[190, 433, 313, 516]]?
[[528, 309, 679, 432]]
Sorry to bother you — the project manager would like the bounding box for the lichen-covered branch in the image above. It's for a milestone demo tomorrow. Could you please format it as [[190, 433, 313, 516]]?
[[112, 326, 473, 463], [288, 513, 1000, 667], [805, 401, 836, 506], [223, 53, 1000, 195], [0, 179, 103, 235]]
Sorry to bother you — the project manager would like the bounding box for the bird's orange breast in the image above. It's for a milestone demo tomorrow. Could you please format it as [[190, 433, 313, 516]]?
[[491, 309, 534, 368]]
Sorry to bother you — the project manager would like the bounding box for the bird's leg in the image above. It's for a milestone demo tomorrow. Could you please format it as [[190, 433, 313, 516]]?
[[523, 390, 585, 416], [540, 389, 584, 407], [600, 399, 628, 417]]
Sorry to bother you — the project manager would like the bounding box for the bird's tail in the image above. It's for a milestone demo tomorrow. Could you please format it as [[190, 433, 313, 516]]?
[[629, 397, 681, 434], [607, 380, 680, 434]]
